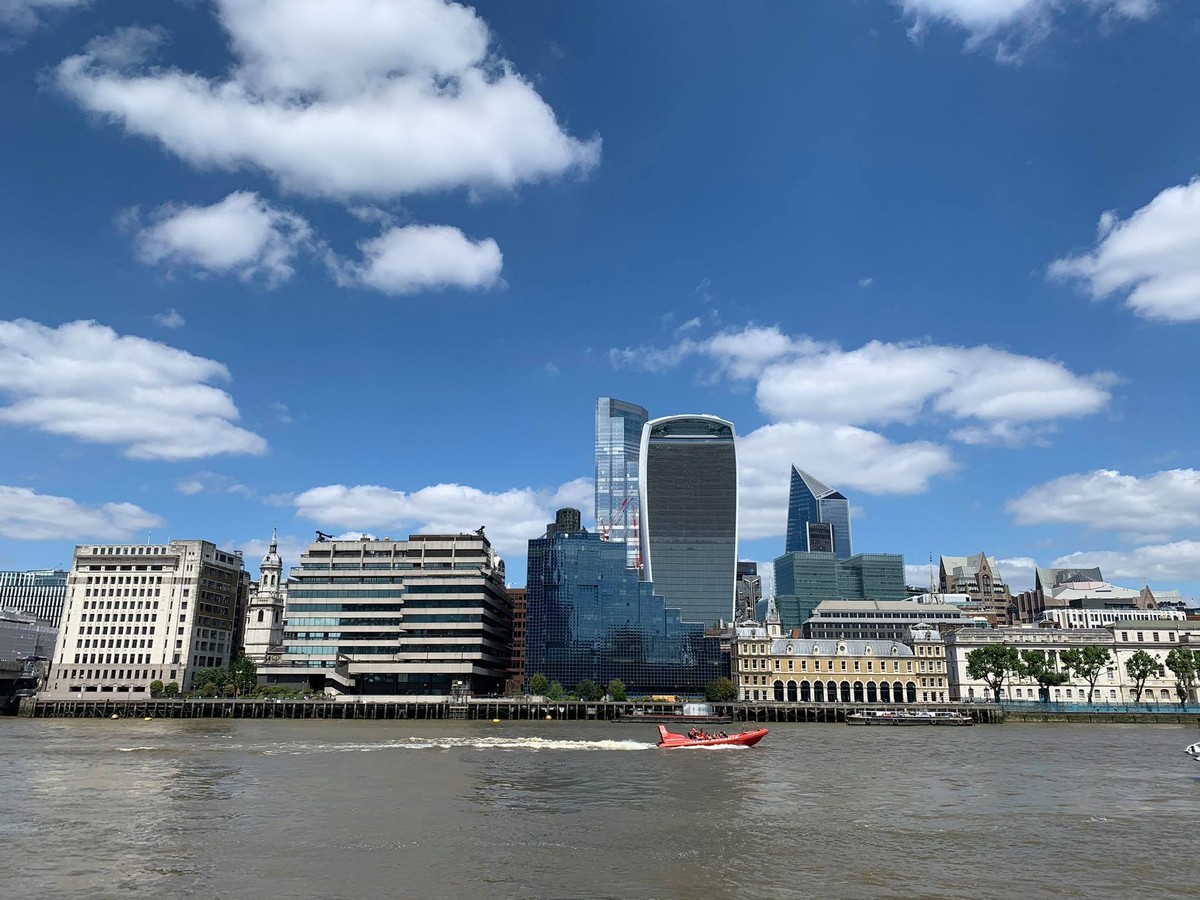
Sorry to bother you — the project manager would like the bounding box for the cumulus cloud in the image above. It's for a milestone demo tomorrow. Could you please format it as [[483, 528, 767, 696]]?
[[55, 0, 600, 200], [153, 308, 185, 329], [292, 477, 593, 561], [175, 471, 255, 498], [1007, 469, 1200, 537], [130, 191, 313, 287], [1, 0, 89, 35], [1051, 541, 1200, 586], [897, 0, 1158, 61], [331, 224, 502, 295], [996, 556, 1038, 592], [0, 484, 161, 540], [0, 319, 266, 460], [1049, 177, 1200, 323]]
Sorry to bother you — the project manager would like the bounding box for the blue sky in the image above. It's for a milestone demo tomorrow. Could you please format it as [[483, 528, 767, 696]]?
[[1, 0, 1197, 598]]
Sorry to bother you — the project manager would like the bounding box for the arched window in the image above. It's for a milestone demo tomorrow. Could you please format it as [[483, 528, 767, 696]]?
[[800, 681, 812, 702], [786, 680, 797, 702], [853, 682, 864, 703], [880, 682, 891, 703], [866, 682, 878, 703], [839, 681, 851, 703], [813, 681, 825, 702], [257, 609, 264, 623], [893, 681, 904, 703], [827, 680, 837, 702], [906, 682, 918, 703], [773, 680, 785, 702]]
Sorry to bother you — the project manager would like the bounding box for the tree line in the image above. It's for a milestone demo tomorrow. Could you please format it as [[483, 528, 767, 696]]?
[[523, 674, 738, 703], [966, 643, 1200, 706]]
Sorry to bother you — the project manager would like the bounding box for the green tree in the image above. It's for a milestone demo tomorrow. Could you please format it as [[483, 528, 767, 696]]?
[[1059, 646, 1112, 704], [576, 679, 603, 701], [193, 666, 228, 695], [230, 656, 258, 696], [163, 681, 179, 698], [705, 677, 737, 703], [148, 679, 164, 698], [607, 678, 627, 702], [965, 643, 1020, 703], [1017, 650, 1070, 702], [546, 681, 564, 701], [199, 682, 218, 698], [1125, 649, 1159, 703], [528, 673, 549, 696], [1165, 648, 1200, 708]]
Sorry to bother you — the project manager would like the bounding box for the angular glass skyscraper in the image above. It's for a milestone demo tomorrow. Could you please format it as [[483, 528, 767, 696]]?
[[524, 510, 725, 696], [639, 415, 738, 628], [594, 398, 649, 569], [785, 466, 853, 560]]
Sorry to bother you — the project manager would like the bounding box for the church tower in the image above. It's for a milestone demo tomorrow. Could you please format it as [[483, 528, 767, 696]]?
[[242, 528, 286, 663]]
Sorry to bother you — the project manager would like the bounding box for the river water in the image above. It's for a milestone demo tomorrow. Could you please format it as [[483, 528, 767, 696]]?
[[0, 718, 1196, 899]]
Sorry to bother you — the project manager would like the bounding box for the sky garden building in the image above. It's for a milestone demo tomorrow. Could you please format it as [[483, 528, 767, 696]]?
[[639, 414, 739, 629], [524, 509, 724, 697], [261, 534, 513, 697]]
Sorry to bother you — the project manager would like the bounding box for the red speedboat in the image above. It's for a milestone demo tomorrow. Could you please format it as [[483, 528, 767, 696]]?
[[656, 724, 768, 749]]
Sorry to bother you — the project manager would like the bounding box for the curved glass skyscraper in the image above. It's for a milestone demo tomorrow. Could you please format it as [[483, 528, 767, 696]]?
[[639, 415, 738, 628]]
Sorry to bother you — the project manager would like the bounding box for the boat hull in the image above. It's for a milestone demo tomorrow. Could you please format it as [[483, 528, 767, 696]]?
[[847, 712, 973, 726], [656, 725, 768, 749]]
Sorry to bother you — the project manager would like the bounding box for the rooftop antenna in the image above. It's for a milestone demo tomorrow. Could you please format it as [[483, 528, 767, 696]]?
[[929, 551, 936, 602]]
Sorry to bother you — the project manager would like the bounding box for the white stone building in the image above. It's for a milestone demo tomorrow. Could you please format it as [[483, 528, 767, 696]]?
[[1037, 606, 1186, 630], [242, 529, 287, 664], [42, 541, 249, 697]]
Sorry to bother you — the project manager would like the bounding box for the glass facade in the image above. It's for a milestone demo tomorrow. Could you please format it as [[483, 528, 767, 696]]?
[[639, 415, 738, 628], [772, 551, 907, 631], [837, 554, 908, 602], [594, 398, 649, 569], [524, 523, 725, 696], [0, 569, 68, 627], [785, 466, 853, 560]]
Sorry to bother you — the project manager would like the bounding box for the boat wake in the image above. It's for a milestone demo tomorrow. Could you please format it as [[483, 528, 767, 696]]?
[[263, 736, 657, 755]]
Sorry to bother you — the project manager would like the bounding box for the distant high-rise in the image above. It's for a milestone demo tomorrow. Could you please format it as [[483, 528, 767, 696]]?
[[594, 398, 649, 568], [639, 415, 738, 628], [0, 569, 68, 626], [785, 466, 853, 560]]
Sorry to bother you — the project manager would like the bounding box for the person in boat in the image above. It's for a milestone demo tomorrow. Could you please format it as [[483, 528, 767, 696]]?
[[688, 727, 701, 740]]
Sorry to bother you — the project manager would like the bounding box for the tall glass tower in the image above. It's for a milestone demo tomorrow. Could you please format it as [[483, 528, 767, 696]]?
[[594, 398, 649, 568], [785, 466, 853, 560], [639, 415, 738, 628]]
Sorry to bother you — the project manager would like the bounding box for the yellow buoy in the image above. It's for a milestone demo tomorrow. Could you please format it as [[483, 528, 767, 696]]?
[[144, 717, 153, 721], [545, 714, 553, 720], [492, 718, 501, 724], [110, 714, 119, 720]]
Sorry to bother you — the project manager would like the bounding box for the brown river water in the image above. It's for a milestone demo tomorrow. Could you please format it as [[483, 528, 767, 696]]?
[[0, 718, 1196, 899]]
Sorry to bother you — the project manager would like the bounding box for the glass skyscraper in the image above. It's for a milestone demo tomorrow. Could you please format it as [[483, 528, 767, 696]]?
[[594, 398, 649, 569], [639, 415, 738, 628], [785, 466, 853, 560], [524, 510, 724, 696]]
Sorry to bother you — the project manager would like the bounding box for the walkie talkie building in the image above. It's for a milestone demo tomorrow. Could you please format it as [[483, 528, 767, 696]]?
[[638, 415, 738, 628]]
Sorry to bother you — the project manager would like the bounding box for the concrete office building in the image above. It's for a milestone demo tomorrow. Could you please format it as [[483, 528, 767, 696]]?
[[261, 533, 513, 697], [639, 414, 739, 628], [595, 398, 650, 569], [803, 599, 974, 642], [42, 541, 250, 698], [0, 569, 69, 626]]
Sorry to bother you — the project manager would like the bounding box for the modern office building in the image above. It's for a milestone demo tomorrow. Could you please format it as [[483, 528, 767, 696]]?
[[772, 551, 908, 632], [784, 467, 853, 559], [735, 561, 762, 623], [507, 587, 527, 693], [0, 608, 58, 664], [0, 569, 69, 626], [639, 414, 738, 628], [242, 529, 287, 664], [42, 541, 250, 698], [524, 510, 724, 696], [803, 599, 973, 642], [595, 397, 650, 568], [261, 533, 513, 697]]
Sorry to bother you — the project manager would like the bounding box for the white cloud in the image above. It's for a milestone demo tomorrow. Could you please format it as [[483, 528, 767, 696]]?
[[175, 471, 255, 498], [996, 556, 1038, 592], [858, 276, 874, 288], [897, 0, 1158, 60], [1, 0, 89, 34], [0, 319, 266, 460], [755, 341, 1113, 431], [1051, 541, 1200, 586], [1049, 177, 1200, 323], [737, 421, 956, 540], [905, 562, 935, 589], [0, 484, 161, 540], [609, 325, 822, 379], [153, 308, 185, 329], [292, 477, 593, 561], [1008, 469, 1200, 536], [131, 191, 312, 287], [332, 224, 502, 295], [55, 0, 600, 200]]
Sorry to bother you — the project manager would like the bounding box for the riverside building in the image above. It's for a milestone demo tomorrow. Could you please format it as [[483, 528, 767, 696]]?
[[772, 551, 909, 632], [0, 569, 69, 626], [803, 599, 974, 641], [261, 533, 512, 697], [242, 529, 287, 664], [734, 614, 948, 703], [639, 414, 739, 627], [42, 541, 250, 698], [595, 397, 649, 569], [524, 509, 724, 697]]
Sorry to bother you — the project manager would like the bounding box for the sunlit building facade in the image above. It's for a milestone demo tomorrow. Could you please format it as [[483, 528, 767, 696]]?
[[639, 414, 738, 628], [0, 569, 69, 626], [594, 398, 649, 568], [524, 511, 724, 696], [784, 467, 853, 559]]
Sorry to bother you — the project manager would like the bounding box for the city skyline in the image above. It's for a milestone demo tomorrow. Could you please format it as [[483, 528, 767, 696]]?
[[1, 1, 1198, 598]]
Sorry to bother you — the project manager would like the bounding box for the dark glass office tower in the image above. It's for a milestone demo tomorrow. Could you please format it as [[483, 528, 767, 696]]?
[[784, 466, 853, 560], [523, 511, 724, 696], [639, 415, 738, 628], [594, 398, 649, 569]]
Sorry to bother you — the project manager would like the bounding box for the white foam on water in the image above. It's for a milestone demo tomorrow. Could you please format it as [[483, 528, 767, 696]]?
[[266, 736, 656, 755]]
